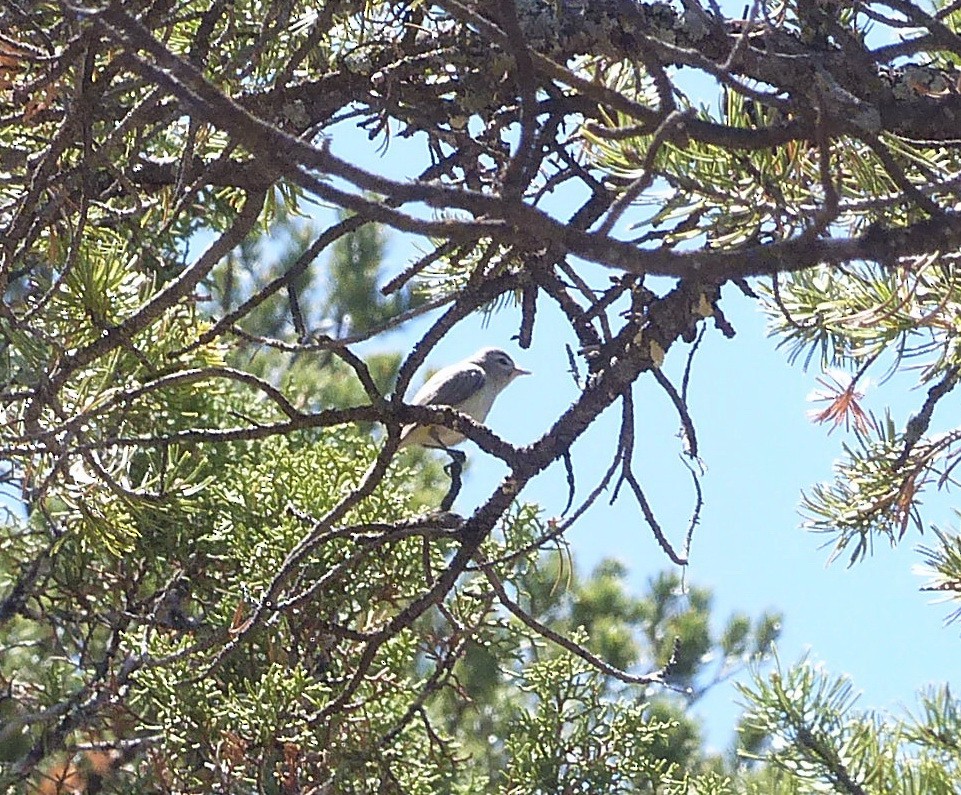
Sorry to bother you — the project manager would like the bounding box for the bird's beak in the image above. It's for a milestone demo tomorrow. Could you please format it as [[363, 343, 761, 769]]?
[[513, 366, 531, 377]]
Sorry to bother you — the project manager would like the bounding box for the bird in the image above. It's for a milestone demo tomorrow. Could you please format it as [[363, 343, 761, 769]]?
[[398, 347, 530, 450]]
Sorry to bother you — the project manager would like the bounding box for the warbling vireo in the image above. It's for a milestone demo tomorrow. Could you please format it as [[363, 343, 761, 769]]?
[[398, 347, 530, 449]]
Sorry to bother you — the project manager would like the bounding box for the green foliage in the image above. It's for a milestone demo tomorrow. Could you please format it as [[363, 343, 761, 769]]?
[[422, 549, 780, 789], [762, 257, 961, 374], [738, 658, 961, 794], [326, 214, 423, 336], [917, 522, 961, 625], [498, 645, 731, 794], [584, 8, 961, 253], [9, 0, 961, 791], [799, 412, 927, 564], [762, 257, 961, 564], [3, 384, 450, 791], [0, 195, 780, 790]]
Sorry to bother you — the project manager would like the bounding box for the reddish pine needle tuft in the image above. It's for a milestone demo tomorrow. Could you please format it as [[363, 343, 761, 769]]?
[[808, 373, 871, 435]]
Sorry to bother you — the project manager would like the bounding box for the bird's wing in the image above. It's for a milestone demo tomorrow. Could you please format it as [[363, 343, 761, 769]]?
[[410, 363, 486, 407]]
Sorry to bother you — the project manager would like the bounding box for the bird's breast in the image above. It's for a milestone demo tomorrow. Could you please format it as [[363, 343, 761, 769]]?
[[457, 387, 497, 423]]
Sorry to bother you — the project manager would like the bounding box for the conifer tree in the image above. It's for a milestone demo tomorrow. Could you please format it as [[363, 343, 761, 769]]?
[[6, 1, 961, 792]]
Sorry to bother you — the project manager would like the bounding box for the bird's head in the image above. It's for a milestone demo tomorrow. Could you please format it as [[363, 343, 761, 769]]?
[[471, 347, 530, 385]]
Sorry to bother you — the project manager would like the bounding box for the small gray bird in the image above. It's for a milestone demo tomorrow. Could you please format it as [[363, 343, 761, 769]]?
[[399, 347, 530, 449]]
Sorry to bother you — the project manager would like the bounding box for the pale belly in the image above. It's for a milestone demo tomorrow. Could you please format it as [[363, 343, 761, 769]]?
[[401, 388, 497, 449]]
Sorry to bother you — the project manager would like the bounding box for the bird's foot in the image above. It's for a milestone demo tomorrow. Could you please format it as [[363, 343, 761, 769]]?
[[440, 448, 466, 511], [442, 448, 466, 476]]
